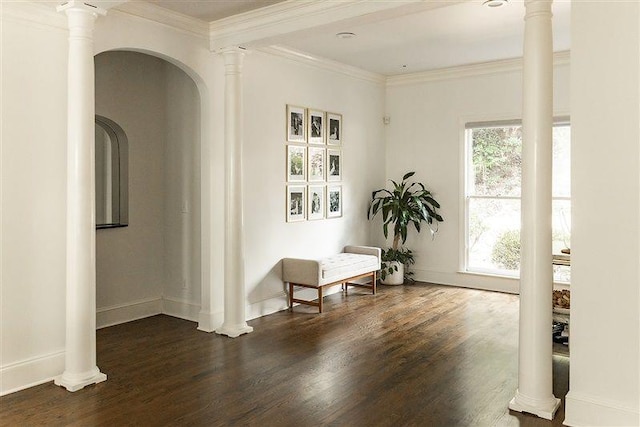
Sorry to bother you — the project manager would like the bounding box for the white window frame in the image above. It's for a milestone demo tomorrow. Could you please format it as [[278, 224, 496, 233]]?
[[460, 117, 570, 279]]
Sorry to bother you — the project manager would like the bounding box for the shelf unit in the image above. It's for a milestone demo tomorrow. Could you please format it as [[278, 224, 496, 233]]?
[[552, 253, 570, 357]]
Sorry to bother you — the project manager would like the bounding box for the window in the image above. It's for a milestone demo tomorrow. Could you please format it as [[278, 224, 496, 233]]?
[[464, 120, 571, 282]]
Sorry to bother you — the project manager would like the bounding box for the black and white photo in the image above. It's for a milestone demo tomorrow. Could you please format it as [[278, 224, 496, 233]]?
[[308, 109, 324, 144], [287, 145, 306, 182], [327, 149, 342, 182], [327, 185, 342, 218], [327, 112, 342, 145], [308, 147, 325, 182], [287, 105, 306, 142], [308, 185, 325, 220], [287, 185, 306, 222]]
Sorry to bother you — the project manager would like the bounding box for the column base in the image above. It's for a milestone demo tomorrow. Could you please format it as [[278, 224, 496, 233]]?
[[509, 390, 561, 420], [54, 367, 107, 392], [215, 323, 253, 338]]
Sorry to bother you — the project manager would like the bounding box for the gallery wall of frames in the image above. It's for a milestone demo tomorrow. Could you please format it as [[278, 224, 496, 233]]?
[[286, 104, 343, 222]]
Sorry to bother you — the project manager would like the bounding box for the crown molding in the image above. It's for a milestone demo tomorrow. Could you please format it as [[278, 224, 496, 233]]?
[[258, 45, 385, 85], [113, 1, 209, 39], [0, 1, 67, 31], [208, 0, 430, 52], [386, 50, 571, 87]]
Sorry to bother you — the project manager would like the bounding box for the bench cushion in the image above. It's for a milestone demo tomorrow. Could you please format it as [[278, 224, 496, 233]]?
[[320, 253, 379, 280]]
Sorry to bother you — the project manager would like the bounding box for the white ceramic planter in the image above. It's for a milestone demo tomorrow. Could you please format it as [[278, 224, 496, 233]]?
[[380, 261, 404, 285]]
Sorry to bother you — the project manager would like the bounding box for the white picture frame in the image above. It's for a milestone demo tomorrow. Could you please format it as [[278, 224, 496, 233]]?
[[327, 112, 342, 145], [308, 146, 325, 182], [287, 105, 306, 142], [327, 149, 342, 182], [287, 185, 306, 222], [327, 185, 342, 218], [308, 185, 325, 220], [287, 145, 306, 182], [308, 109, 325, 144]]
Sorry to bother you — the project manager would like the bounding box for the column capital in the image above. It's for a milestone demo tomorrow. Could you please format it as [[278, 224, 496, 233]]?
[[220, 47, 246, 74], [57, 1, 107, 17], [524, 0, 553, 20]]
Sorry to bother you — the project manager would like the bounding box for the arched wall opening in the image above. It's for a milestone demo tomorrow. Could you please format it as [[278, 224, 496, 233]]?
[[94, 50, 204, 328]]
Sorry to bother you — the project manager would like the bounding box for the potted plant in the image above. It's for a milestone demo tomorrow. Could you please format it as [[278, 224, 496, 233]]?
[[367, 172, 444, 285]]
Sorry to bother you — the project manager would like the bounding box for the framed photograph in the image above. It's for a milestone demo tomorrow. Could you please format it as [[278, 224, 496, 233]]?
[[287, 145, 306, 182], [327, 149, 342, 182], [308, 109, 325, 144], [287, 105, 306, 142], [327, 185, 342, 218], [327, 112, 342, 145], [308, 185, 325, 220], [308, 147, 325, 182], [287, 185, 306, 222]]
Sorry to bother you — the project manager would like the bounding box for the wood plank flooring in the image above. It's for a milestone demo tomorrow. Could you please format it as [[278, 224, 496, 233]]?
[[0, 283, 568, 426]]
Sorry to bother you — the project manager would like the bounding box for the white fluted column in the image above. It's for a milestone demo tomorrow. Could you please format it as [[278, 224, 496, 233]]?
[[215, 48, 253, 338], [509, 0, 559, 420], [54, 0, 106, 392]]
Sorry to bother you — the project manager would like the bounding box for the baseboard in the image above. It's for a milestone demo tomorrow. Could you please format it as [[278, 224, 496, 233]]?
[[96, 297, 163, 329], [0, 350, 64, 396], [564, 392, 640, 426], [162, 297, 200, 322], [411, 269, 519, 294], [247, 291, 289, 320]]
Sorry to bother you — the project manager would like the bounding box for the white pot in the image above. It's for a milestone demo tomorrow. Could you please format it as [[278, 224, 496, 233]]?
[[380, 261, 404, 285]]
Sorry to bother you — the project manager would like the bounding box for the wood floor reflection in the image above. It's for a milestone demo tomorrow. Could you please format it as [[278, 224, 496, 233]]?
[[0, 283, 568, 426]]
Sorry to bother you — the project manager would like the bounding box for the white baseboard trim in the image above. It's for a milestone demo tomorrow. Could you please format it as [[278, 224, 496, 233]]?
[[0, 350, 65, 396], [411, 269, 519, 294], [162, 297, 200, 322], [564, 392, 640, 426], [247, 291, 289, 320], [96, 297, 163, 329]]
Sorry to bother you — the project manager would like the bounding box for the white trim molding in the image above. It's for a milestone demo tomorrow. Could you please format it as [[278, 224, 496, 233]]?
[[564, 392, 640, 426], [0, 351, 65, 396], [412, 268, 519, 295], [162, 297, 201, 322], [96, 297, 163, 329], [258, 46, 385, 85], [113, 1, 209, 39], [0, 1, 67, 31], [387, 50, 570, 87]]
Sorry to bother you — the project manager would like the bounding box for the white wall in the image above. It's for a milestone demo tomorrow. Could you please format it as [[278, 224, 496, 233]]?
[[1, 7, 69, 395], [242, 51, 386, 318], [384, 62, 570, 294], [565, 1, 640, 425]]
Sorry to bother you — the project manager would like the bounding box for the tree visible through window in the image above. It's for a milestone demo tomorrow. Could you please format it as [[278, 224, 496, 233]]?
[[465, 121, 571, 282]]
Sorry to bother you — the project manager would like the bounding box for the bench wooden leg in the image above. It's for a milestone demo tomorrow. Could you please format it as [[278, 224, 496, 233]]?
[[372, 271, 377, 295], [289, 282, 294, 310], [318, 287, 323, 313]]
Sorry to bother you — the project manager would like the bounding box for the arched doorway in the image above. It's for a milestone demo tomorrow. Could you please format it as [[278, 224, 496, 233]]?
[[94, 50, 202, 328]]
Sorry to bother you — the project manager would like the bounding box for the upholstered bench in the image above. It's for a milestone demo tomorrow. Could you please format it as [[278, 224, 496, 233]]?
[[282, 245, 381, 313]]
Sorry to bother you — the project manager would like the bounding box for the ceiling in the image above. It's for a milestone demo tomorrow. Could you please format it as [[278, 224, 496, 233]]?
[[147, 0, 571, 76], [149, 0, 286, 22]]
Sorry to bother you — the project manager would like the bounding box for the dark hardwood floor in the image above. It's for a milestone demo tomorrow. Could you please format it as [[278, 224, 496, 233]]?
[[1, 283, 568, 426]]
